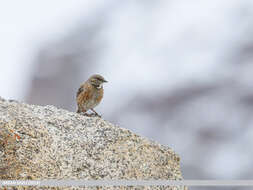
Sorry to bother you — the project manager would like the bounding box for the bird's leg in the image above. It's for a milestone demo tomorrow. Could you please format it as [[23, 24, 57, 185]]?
[[77, 108, 91, 116], [91, 108, 101, 117]]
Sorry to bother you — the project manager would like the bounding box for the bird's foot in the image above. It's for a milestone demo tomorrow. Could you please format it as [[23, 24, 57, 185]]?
[[79, 112, 90, 117], [90, 113, 101, 118], [79, 112, 101, 117]]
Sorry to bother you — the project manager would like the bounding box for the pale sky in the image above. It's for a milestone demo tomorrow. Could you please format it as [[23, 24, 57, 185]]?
[[0, 0, 104, 100]]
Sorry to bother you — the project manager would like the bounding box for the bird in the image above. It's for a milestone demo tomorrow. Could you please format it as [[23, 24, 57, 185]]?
[[76, 74, 107, 117]]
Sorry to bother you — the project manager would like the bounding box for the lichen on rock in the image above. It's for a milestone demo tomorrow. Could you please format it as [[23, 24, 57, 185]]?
[[0, 97, 187, 190]]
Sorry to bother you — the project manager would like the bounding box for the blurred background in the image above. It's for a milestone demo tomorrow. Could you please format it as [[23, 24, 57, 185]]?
[[1, 0, 253, 189]]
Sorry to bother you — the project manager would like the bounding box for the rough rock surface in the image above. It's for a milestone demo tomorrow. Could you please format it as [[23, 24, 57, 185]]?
[[0, 97, 186, 190]]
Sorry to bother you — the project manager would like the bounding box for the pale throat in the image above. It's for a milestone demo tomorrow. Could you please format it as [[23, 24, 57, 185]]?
[[96, 83, 103, 89]]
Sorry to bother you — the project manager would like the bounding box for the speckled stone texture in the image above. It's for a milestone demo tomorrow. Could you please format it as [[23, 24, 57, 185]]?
[[0, 97, 187, 190]]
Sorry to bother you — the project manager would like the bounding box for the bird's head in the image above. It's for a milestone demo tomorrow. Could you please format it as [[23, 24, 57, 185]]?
[[88, 74, 108, 88]]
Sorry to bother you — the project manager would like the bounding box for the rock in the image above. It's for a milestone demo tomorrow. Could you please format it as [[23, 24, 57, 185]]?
[[0, 97, 187, 190]]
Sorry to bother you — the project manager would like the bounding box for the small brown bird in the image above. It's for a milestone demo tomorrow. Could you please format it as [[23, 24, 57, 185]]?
[[76, 74, 107, 117]]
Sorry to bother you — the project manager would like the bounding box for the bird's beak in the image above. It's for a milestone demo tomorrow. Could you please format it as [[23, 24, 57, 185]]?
[[103, 79, 108, 83]]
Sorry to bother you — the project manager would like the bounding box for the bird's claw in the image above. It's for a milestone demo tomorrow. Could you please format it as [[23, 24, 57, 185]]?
[[79, 112, 89, 116], [90, 113, 101, 118], [79, 112, 101, 118]]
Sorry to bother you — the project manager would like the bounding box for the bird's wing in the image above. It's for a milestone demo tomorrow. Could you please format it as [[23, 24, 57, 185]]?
[[76, 84, 84, 98], [76, 83, 93, 102]]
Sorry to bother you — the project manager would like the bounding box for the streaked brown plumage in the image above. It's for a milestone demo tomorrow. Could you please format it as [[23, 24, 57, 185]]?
[[76, 74, 107, 117]]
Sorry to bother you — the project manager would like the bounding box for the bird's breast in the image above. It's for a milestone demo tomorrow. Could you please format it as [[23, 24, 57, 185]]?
[[94, 88, 103, 103]]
